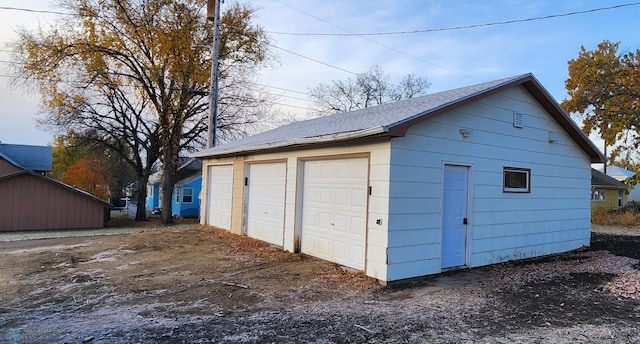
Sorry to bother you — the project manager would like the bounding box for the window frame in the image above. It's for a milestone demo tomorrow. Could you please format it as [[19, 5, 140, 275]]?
[[591, 189, 607, 202], [618, 189, 624, 207], [503, 167, 531, 193], [181, 188, 194, 204]]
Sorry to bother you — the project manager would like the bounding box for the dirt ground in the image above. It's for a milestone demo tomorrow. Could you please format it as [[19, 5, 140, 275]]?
[[1, 222, 639, 343]]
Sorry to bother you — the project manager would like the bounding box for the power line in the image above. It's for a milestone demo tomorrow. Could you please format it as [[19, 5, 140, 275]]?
[[0, 4, 430, 105], [270, 1, 476, 81], [269, 2, 640, 37], [256, 83, 311, 96], [262, 100, 309, 111], [0, 72, 314, 103], [267, 43, 359, 76], [4, 2, 639, 37], [0, 6, 75, 16]]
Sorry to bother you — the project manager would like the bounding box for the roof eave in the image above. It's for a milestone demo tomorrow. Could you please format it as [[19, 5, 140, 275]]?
[[592, 184, 628, 190], [521, 81, 605, 164], [192, 127, 389, 159]]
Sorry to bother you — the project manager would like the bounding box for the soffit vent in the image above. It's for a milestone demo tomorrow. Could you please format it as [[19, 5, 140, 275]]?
[[513, 111, 524, 128]]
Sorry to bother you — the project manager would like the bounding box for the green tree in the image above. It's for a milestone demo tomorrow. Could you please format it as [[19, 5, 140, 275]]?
[[562, 40, 640, 164], [12, 0, 272, 223]]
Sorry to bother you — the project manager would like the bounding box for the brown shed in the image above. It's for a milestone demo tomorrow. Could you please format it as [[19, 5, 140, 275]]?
[[0, 166, 112, 231]]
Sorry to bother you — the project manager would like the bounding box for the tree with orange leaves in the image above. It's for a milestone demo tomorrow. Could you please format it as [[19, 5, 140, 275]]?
[[61, 157, 113, 200]]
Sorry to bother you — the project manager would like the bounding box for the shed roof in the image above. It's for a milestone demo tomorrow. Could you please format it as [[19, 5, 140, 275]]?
[[0, 143, 52, 172], [591, 168, 628, 189], [192, 73, 604, 163], [0, 169, 113, 207]]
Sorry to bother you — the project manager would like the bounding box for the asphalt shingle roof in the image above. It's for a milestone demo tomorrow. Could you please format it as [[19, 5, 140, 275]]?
[[591, 168, 628, 189], [0, 143, 52, 172], [192, 73, 604, 162]]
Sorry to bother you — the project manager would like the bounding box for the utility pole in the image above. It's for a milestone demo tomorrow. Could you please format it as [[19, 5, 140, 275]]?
[[207, 0, 222, 148]]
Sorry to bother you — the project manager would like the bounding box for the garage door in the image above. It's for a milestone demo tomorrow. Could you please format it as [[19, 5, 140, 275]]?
[[205, 164, 233, 230], [246, 162, 287, 246], [300, 157, 368, 270]]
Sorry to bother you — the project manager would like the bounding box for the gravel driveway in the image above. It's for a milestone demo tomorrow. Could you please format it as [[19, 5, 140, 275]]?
[[1, 224, 639, 343]]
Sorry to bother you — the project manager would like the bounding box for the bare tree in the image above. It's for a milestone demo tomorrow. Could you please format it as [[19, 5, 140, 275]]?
[[11, 0, 273, 223], [308, 65, 430, 116]]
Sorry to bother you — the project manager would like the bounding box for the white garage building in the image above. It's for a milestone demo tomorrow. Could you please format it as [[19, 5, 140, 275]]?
[[192, 74, 604, 284]]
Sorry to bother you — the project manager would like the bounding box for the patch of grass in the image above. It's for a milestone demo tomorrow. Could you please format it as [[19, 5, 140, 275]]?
[[592, 208, 640, 226]]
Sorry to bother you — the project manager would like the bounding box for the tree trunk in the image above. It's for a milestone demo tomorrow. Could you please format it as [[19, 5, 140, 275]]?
[[160, 144, 176, 225], [135, 174, 148, 221]]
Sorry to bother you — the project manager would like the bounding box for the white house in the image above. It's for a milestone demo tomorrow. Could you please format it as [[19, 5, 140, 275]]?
[[192, 74, 604, 284]]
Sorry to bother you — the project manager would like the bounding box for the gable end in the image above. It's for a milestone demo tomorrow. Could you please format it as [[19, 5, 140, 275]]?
[[387, 75, 604, 163]]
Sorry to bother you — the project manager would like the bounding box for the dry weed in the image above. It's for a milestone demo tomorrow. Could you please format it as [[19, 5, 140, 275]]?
[[592, 208, 640, 226]]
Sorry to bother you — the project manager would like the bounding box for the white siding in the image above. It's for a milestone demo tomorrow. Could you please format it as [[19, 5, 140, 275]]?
[[387, 86, 592, 281], [202, 141, 392, 281]]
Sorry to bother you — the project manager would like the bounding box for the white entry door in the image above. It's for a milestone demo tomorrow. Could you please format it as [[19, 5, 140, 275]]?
[[205, 164, 233, 230], [245, 162, 287, 246], [441, 164, 469, 268], [300, 157, 368, 270]]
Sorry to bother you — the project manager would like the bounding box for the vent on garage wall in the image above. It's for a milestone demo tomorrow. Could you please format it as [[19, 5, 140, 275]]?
[[513, 111, 524, 128]]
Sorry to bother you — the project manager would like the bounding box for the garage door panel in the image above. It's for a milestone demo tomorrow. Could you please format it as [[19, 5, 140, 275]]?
[[350, 217, 366, 234], [206, 165, 233, 230], [246, 162, 286, 246], [301, 157, 368, 270], [352, 189, 367, 206], [333, 242, 347, 262], [350, 246, 364, 264]]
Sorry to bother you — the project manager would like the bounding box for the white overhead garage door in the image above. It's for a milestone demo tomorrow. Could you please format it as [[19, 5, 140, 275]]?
[[300, 157, 368, 270], [205, 164, 233, 230], [246, 162, 287, 246]]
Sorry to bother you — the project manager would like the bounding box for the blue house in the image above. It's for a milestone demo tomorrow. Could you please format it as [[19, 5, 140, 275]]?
[[146, 159, 202, 218]]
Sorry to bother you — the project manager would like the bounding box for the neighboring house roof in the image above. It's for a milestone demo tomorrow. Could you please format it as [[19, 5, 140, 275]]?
[[192, 73, 605, 163], [598, 165, 635, 181], [175, 173, 201, 187], [0, 143, 52, 172], [148, 158, 203, 185], [591, 168, 628, 190], [176, 158, 202, 181], [0, 169, 113, 207]]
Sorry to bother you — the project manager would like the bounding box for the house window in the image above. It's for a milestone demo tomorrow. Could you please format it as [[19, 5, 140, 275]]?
[[591, 190, 606, 201], [503, 167, 530, 193], [181, 188, 194, 203], [618, 190, 624, 207], [175, 188, 180, 203]]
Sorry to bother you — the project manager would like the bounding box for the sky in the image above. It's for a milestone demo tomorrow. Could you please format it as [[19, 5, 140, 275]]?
[[1, 0, 639, 147]]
